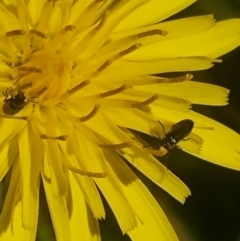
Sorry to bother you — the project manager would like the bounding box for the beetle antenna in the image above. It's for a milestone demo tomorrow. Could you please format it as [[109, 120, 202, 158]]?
[[155, 131, 162, 139], [158, 120, 167, 136]]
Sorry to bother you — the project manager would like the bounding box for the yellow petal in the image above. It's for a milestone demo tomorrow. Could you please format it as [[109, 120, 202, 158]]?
[[156, 15, 216, 38], [0, 138, 18, 181], [104, 149, 179, 241], [41, 106, 67, 197], [97, 57, 215, 81], [121, 140, 190, 203], [69, 173, 101, 241], [42, 174, 71, 241], [61, 130, 105, 219], [93, 110, 191, 203], [94, 163, 137, 233], [136, 80, 229, 106], [48, 1, 64, 36], [112, 15, 215, 46], [83, 111, 133, 145], [127, 19, 240, 60], [0, 202, 36, 241], [0, 117, 27, 150], [43, 139, 67, 197], [18, 125, 41, 229], [98, 87, 191, 112], [79, 0, 147, 59], [27, 0, 46, 26], [73, 173, 105, 219], [188, 111, 240, 170], [115, 0, 196, 31], [0, 3, 20, 33], [0, 160, 36, 241]]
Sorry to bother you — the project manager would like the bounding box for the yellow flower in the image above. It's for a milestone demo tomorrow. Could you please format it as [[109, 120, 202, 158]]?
[[0, 0, 240, 241]]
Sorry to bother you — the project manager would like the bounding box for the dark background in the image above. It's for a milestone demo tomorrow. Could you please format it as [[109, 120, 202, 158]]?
[[37, 1, 240, 241], [100, 1, 240, 241]]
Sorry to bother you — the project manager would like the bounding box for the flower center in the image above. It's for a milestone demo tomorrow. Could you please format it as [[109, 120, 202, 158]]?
[[20, 51, 72, 100], [5, 27, 74, 104]]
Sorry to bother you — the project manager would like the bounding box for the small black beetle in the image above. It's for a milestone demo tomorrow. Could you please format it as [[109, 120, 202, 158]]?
[[2, 88, 29, 115], [143, 119, 194, 157], [158, 119, 194, 151]]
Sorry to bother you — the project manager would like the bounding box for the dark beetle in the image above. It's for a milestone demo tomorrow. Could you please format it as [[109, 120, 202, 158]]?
[[143, 119, 194, 157], [2, 88, 29, 115], [159, 119, 194, 151]]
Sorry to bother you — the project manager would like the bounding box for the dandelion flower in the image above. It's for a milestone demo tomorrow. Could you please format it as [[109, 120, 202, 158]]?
[[0, 1, 240, 241]]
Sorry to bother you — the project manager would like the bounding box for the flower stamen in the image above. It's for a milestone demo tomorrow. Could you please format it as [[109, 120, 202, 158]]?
[[155, 73, 193, 84], [137, 29, 168, 38], [116, 74, 194, 86], [55, 105, 99, 123], [18, 66, 42, 73], [79, 105, 100, 122], [131, 94, 159, 108], [5, 29, 26, 37], [30, 29, 48, 39], [95, 10, 109, 32], [67, 165, 107, 178], [30, 118, 68, 141], [98, 141, 133, 149], [119, 43, 142, 57], [59, 143, 107, 178], [97, 60, 112, 73], [97, 44, 142, 73], [39, 134, 68, 141], [99, 84, 129, 98], [35, 87, 48, 98], [68, 80, 90, 95]]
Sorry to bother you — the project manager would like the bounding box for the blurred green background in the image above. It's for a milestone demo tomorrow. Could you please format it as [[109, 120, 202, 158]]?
[[37, 1, 240, 241]]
